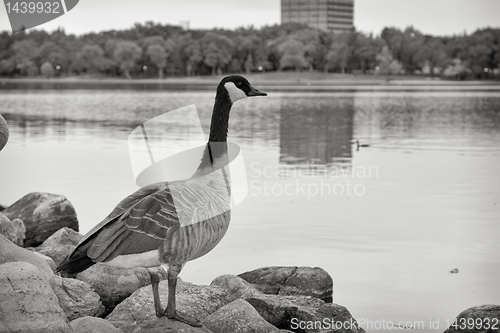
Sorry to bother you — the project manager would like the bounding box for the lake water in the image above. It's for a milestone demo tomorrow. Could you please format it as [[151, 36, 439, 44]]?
[[0, 86, 499, 332]]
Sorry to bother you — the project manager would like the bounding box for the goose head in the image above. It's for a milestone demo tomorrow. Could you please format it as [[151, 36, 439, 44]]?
[[198, 76, 266, 173], [209, 75, 266, 144], [217, 75, 267, 104]]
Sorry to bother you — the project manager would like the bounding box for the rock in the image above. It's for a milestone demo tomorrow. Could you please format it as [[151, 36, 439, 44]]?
[[0, 262, 72, 333], [110, 317, 213, 333], [0, 203, 7, 211], [0, 211, 25, 246], [107, 279, 231, 333], [32, 251, 57, 271], [0, 234, 55, 286], [53, 275, 106, 321], [76, 264, 155, 313], [247, 294, 365, 333], [211, 274, 262, 302], [203, 299, 286, 333], [2, 192, 79, 247], [0, 113, 8, 152], [34, 227, 83, 266], [239, 266, 334, 303], [444, 304, 500, 333], [69, 316, 119, 333]]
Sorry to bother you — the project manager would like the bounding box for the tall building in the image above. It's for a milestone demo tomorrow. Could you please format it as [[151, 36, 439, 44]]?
[[281, 0, 354, 34]]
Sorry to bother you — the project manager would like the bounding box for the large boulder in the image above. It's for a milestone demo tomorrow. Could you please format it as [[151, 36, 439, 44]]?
[[211, 274, 262, 302], [34, 227, 83, 266], [2, 192, 79, 247], [76, 264, 155, 313], [53, 275, 106, 321], [203, 299, 289, 333], [0, 234, 55, 286], [0, 113, 8, 152], [239, 266, 334, 303], [0, 262, 72, 333], [69, 316, 120, 333], [246, 294, 365, 333], [444, 304, 500, 333], [107, 279, 231, 333], [0, 211, 25, 246], [32, 251, 57, 271]]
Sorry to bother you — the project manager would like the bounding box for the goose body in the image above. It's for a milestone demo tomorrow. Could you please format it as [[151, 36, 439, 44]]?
[[57, 75, 267, 326]]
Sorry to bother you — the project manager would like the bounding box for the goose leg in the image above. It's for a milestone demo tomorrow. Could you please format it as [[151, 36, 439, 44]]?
[[147, 268, 164, 317], [165, 264, 202, 327]]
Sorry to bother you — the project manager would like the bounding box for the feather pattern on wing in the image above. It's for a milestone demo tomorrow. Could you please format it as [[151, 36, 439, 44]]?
[[82, 168, 231, 263]]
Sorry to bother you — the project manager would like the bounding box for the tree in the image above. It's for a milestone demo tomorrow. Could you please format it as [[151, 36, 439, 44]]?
[[462, 31, 494, 78], [146, 44, 167, 79], [277, 38, 308, 71], [11, 40, 38, 76], [40, 61, 54, 78], [60, 37, 85, 75], [37, 41, 68, 73], [381, 26, 424, 74], [234, 35, 260, 73], [324, 40, 349, 73], [184, 39, 203, 76], [376, 46, 403, 75], [443, 58, 470, 80], [141, 35, 165, 50], [77, 44, 106, 74], [354, 33, 385, 73], [414, 38, 450, 77], [244, 54, 254, 74], [291, 28, 328, 70], [201, 32, 234, 75], [229, 58, 242, 73], [113, 41, 142, 79]]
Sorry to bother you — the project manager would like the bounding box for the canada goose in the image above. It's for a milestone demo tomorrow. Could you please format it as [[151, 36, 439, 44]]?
[[351, 139, 370, 151], [57, 75, 267, 326]]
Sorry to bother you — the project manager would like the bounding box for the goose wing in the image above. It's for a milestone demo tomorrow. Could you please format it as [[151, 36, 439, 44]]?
[[74, 182, 168, 247], [86, 184, 180, 262], [60, 174, 229, 272], [61, 182, 176, 265], [87, 176, 230, 263]]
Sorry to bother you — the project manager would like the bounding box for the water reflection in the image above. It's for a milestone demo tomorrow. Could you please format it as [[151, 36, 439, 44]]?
[[279, 96, 354, 167], [4, 112, 133, 142], [1, 91, 500, 154], [353, 92, 500, 150]]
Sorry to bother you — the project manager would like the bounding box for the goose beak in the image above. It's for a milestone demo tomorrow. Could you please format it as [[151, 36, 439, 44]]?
[[247, 85, 267, 97]]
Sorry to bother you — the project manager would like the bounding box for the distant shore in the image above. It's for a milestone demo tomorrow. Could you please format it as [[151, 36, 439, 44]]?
[[1, 72, 500, 92]]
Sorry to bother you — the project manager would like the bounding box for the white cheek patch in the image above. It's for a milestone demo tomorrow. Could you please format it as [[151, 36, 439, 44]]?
[[224, 82, 247, 103]]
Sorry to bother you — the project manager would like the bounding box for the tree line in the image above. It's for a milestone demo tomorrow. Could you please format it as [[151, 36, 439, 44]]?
[[0, 21, 499, 79]]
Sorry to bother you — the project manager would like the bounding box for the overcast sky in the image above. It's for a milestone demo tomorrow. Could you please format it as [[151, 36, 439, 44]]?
[[1, 0, 499, 36]]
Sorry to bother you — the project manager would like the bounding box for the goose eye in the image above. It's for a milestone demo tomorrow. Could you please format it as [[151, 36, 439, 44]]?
[[236, 81, 242, 86]]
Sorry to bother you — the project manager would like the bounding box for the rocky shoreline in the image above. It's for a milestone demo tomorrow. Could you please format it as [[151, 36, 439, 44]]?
[[1, 192, 498, 333]]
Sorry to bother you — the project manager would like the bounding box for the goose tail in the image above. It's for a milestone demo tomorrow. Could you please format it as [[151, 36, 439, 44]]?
[[56, 243, 95, 278]]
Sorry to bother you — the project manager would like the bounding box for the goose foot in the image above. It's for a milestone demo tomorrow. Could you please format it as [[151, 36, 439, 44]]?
[[155, 309, 165, 318], [166, 310, 202, 327]]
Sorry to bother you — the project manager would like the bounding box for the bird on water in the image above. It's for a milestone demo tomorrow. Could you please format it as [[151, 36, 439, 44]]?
[[57, 75, 267, 326]]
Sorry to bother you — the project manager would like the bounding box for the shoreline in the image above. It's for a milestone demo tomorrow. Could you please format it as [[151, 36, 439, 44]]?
[[1, 75, 500, 92]]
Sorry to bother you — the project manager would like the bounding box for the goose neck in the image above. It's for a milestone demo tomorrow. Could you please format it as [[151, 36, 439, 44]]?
[[208, 93, 232, 143]]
